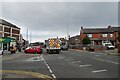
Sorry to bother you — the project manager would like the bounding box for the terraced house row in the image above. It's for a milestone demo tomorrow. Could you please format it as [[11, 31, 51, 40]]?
[[80, 26, 120, 48]]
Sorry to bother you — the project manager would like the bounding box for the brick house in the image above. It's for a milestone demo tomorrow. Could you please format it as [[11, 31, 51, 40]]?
[[69, 35, 80, 45], [110, 26, 120, 47], [80, 26, 116, 46]]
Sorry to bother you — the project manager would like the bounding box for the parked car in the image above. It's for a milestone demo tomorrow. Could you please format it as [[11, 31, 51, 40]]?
[[105, 43, 115, 50], [24, 46, 42, 54]]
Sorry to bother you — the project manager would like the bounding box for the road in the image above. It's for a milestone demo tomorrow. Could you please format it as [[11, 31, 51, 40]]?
[[2, 49, 119, 79]]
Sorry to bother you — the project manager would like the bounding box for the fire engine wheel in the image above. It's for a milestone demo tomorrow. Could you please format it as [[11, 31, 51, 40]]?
[[57, 51, 59, 54]]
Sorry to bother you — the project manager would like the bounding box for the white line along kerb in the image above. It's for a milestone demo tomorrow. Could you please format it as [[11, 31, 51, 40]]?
[[52, 74, 56, 78], [49, 69, 53, 73], [92, 69, 107, 73], [41, 55, 56, 78]]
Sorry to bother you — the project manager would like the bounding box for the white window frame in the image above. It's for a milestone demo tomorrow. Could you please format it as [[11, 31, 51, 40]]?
[[102, 34, 107, 37], [87, 34, 92, 38], [110, 34, 113, 37]]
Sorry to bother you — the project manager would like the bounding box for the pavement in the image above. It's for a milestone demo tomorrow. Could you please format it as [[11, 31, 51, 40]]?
[[1, 49, 119, 79], [70, 49, 119, 56]]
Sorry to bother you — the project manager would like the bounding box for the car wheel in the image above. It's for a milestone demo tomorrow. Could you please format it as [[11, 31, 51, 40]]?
[[40, 49, 43, 53], [2, 51, 3, 55]]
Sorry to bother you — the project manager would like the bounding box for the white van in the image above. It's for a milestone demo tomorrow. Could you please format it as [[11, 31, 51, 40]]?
[[105, 43, 115, 50], [102, 41, 115, 50]]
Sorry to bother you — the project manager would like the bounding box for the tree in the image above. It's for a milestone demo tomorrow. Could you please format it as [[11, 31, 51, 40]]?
[[82, 35, 91, 45]]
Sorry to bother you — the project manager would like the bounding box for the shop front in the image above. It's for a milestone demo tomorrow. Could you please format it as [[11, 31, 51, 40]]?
[[0, 37, 16, 52]]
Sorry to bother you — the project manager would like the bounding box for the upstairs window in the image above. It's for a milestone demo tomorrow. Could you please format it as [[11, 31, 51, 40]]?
[[87, 34, 92, 38], [0, 26, 3, 31], [102, 34, 107, 37], [110, 34, 113, 37]]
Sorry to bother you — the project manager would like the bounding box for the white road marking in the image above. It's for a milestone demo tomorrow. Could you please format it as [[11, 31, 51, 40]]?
[[80, 64, 91, 67], [95, 55, 100, 56], [66, 59, 75, 61], [47, 66, 50, 69], [41, 55, 56, 78], [92, 58, 119, 64], [24, 57, 43, 62], [49, 69, 53, 73], [46, 64, 48, 66], [90, 52, 95, 53], [72, 61, 81, 63], [52, 74, 56, 78], [58, 57, 64, 59], [97, 53, 103, 54], [92, 69, 107, 73], [105, 51, 108, 52]]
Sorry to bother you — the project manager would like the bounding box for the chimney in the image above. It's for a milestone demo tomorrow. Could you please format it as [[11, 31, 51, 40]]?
[[108, 25, 111, 29], [81, 26, 83, 29]]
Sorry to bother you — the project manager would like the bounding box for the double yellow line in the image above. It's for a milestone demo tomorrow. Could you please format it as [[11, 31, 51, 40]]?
[[0, 70, 54, 80]]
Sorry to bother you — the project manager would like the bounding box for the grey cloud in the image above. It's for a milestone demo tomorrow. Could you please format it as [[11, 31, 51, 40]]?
[[2, 2, 118, 42]]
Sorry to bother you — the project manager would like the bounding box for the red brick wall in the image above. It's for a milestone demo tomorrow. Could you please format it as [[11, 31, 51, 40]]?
[[107, 33, 110, 38], [80, 30, 86, 44], [92, 33, 102, 38], [80, 34, 86, 41], [113, 32, 118, 48]]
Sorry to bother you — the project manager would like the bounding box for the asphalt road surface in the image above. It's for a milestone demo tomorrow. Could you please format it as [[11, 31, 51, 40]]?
[[2, 50, 119, 79]]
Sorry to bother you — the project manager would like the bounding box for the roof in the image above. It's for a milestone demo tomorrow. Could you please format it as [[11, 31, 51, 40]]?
[[82, 28, 113, 34], [111, 27, 120, 32], [70, 35, 80, 38], [0, 19, 20, 29]]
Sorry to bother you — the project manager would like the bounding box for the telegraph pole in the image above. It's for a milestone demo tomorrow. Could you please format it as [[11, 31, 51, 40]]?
[[30, 31, 32, 43], [26, 29, 28, 41], [67, 23, 69, 40]]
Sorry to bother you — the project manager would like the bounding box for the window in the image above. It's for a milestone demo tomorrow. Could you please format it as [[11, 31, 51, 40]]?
[[0, 26, 3, 31], [110, 34, 113, 37], [102, 34, 107, 37], [4, 27, 10, 32], [87, 34, 92, 38], [12, 29, 20, 34], [0, 33, 2, 37]]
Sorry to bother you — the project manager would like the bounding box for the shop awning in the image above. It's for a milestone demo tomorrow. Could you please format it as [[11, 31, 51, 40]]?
[[0, 37, 16, 43]]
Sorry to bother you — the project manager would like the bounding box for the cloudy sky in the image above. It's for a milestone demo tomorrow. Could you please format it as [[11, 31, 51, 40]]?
[[1, 0, 118, 42]]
